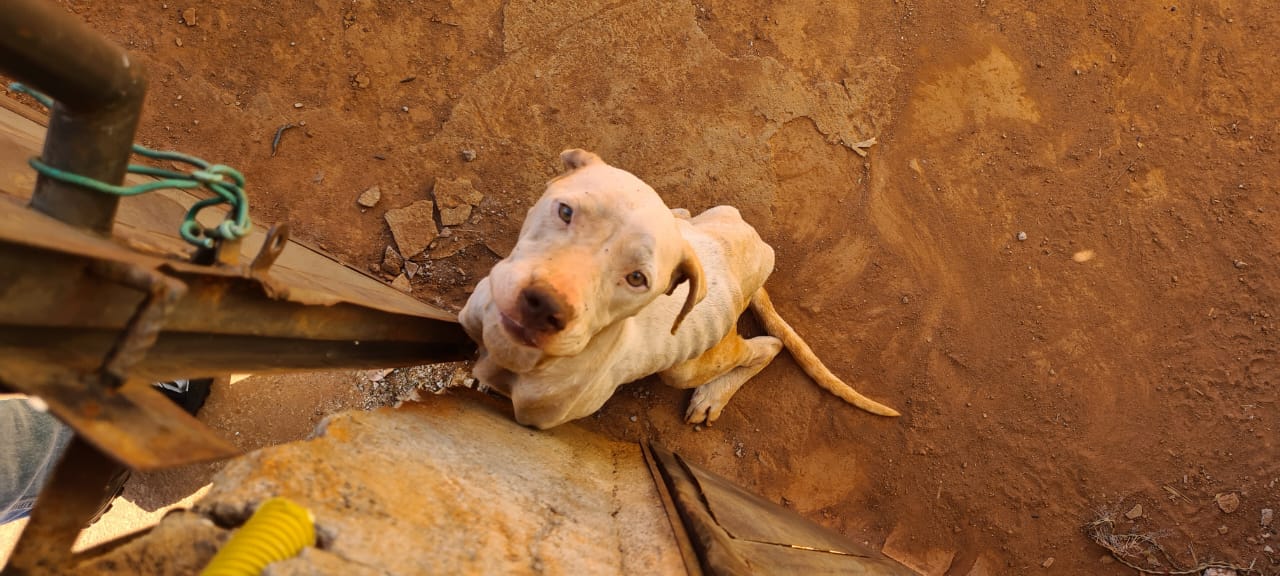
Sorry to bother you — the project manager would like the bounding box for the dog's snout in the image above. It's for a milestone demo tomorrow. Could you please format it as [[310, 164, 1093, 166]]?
[[519, 285, 568, 333]]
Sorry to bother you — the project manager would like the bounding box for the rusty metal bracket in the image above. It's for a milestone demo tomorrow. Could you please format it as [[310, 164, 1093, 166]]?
[[90, 261, 189, 386], [249, 224, 289, 275]]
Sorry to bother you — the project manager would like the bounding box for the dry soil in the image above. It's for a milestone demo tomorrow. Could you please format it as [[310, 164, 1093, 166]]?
[[4, 1, 1279, 573]]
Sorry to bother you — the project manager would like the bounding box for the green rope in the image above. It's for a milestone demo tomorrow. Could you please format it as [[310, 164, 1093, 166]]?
[[9, 82, 251, 249]]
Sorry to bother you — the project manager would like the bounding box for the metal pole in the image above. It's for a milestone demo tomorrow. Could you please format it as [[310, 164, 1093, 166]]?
[[0, 0, 147, 234]]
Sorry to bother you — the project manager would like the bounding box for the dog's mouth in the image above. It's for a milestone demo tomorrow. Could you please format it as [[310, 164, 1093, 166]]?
[[500, 313, 541, 349]]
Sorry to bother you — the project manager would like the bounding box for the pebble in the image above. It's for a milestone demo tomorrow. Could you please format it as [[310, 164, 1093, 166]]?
[[1041, 557, 1054, 568], [404, 261, 422, 280], [401, 106, 409, 112], [461, 149, 477, 162], [1263, 508, 1275, 527], [381, 245, 403, 276], [1218, 525, 1229, 535], [175, 37, 183, 47], [181, 7, 197, 26], [357, 185, 382, 208], [1217, 492, 1241, 514], [390, 274, 411, 293], [1016, 231, 1027, 241], [1125, 503, 1143, 519], [1234, 260, 1248, 269], [628, 415, 637, 422]]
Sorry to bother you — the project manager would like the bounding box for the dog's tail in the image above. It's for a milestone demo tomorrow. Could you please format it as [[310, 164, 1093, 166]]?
[[749, 288, 901, 417]]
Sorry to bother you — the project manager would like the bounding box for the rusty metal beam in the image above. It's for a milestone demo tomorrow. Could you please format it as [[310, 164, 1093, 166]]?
[[0, 0, 147, 234], [0, 197, 474, 469]]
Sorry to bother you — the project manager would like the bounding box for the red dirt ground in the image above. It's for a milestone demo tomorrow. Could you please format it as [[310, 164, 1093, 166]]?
[[6, 1, 1278, 573]]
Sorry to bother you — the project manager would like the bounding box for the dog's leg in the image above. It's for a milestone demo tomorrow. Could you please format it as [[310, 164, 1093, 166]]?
[[678, 335, 781, 425]]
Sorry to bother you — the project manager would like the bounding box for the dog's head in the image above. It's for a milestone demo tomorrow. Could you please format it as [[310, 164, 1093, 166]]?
[[484, 149, 706, 360]]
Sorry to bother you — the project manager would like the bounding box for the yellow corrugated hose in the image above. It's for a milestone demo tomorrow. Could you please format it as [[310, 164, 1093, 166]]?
[[200, 497, 316, 576]]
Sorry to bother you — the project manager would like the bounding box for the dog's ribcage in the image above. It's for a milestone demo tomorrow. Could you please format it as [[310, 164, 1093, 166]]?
[[607, 227, 765, 385]]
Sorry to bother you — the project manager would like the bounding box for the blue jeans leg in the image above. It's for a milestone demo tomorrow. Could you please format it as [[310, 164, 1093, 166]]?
[[0, 398, 73, 525]]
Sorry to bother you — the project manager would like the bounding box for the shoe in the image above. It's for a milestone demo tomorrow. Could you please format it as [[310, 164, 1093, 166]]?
[[152, 377, 213, 416]]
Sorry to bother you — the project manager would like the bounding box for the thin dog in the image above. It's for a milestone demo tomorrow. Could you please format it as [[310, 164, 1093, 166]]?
[[459, 149, 899, 429]]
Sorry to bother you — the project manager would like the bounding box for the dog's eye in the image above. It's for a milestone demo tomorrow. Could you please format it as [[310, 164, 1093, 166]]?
[[625, 271, 648, 288], [558, 203, 573, 224]]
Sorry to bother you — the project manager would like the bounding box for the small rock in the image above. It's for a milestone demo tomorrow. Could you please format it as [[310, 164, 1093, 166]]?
[[439, 205, 472, 227], [181, 7, 197, 26], [384, 200, 439, 259], [628, 415, 637, 422], [434, 178, 484, 226], [312, 171, 325, 184], [1248, 536, 1260, 545], [1204, 568, 1238, 576], [1264, 508, 1275, 527], [461, 149, 477, 162], [1098, 554, 1114, 564], [1234, 260, 1248, 269], [390, 274, 411, 293], [1216, 492, 1241, 514], [175, 37, 183, 47], [353, 71, 371, 89], [1125, 503, 1144, 519], [1072, 249, 1096, 263], [1266, 545, 1275, 554], [404, 261, 422, 280], [357, 185, 382, 208], [380, 246, 403, 276], [1016, 231, 1027, 241], [1041, 557, 1054, 568], [1218, 525, 1229, 535]]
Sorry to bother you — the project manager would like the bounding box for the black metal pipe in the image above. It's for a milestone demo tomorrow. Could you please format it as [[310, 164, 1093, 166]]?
[[0, 0, 147, 234]]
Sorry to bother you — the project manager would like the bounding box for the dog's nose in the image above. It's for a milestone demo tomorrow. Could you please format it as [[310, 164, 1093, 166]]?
[[518, 285, 568, 333]]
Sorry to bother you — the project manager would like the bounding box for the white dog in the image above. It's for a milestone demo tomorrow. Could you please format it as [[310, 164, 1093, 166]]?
[[459, 149, 898, 429]]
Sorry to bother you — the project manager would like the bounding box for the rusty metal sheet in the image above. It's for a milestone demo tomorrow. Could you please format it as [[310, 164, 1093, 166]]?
[[648, 444, 918, 576], [681, 455, 865, 555]]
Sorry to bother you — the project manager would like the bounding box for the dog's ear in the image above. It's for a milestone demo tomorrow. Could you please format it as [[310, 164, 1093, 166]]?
[[668, 241, 707, 334], [560, 149, 602, 171]]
